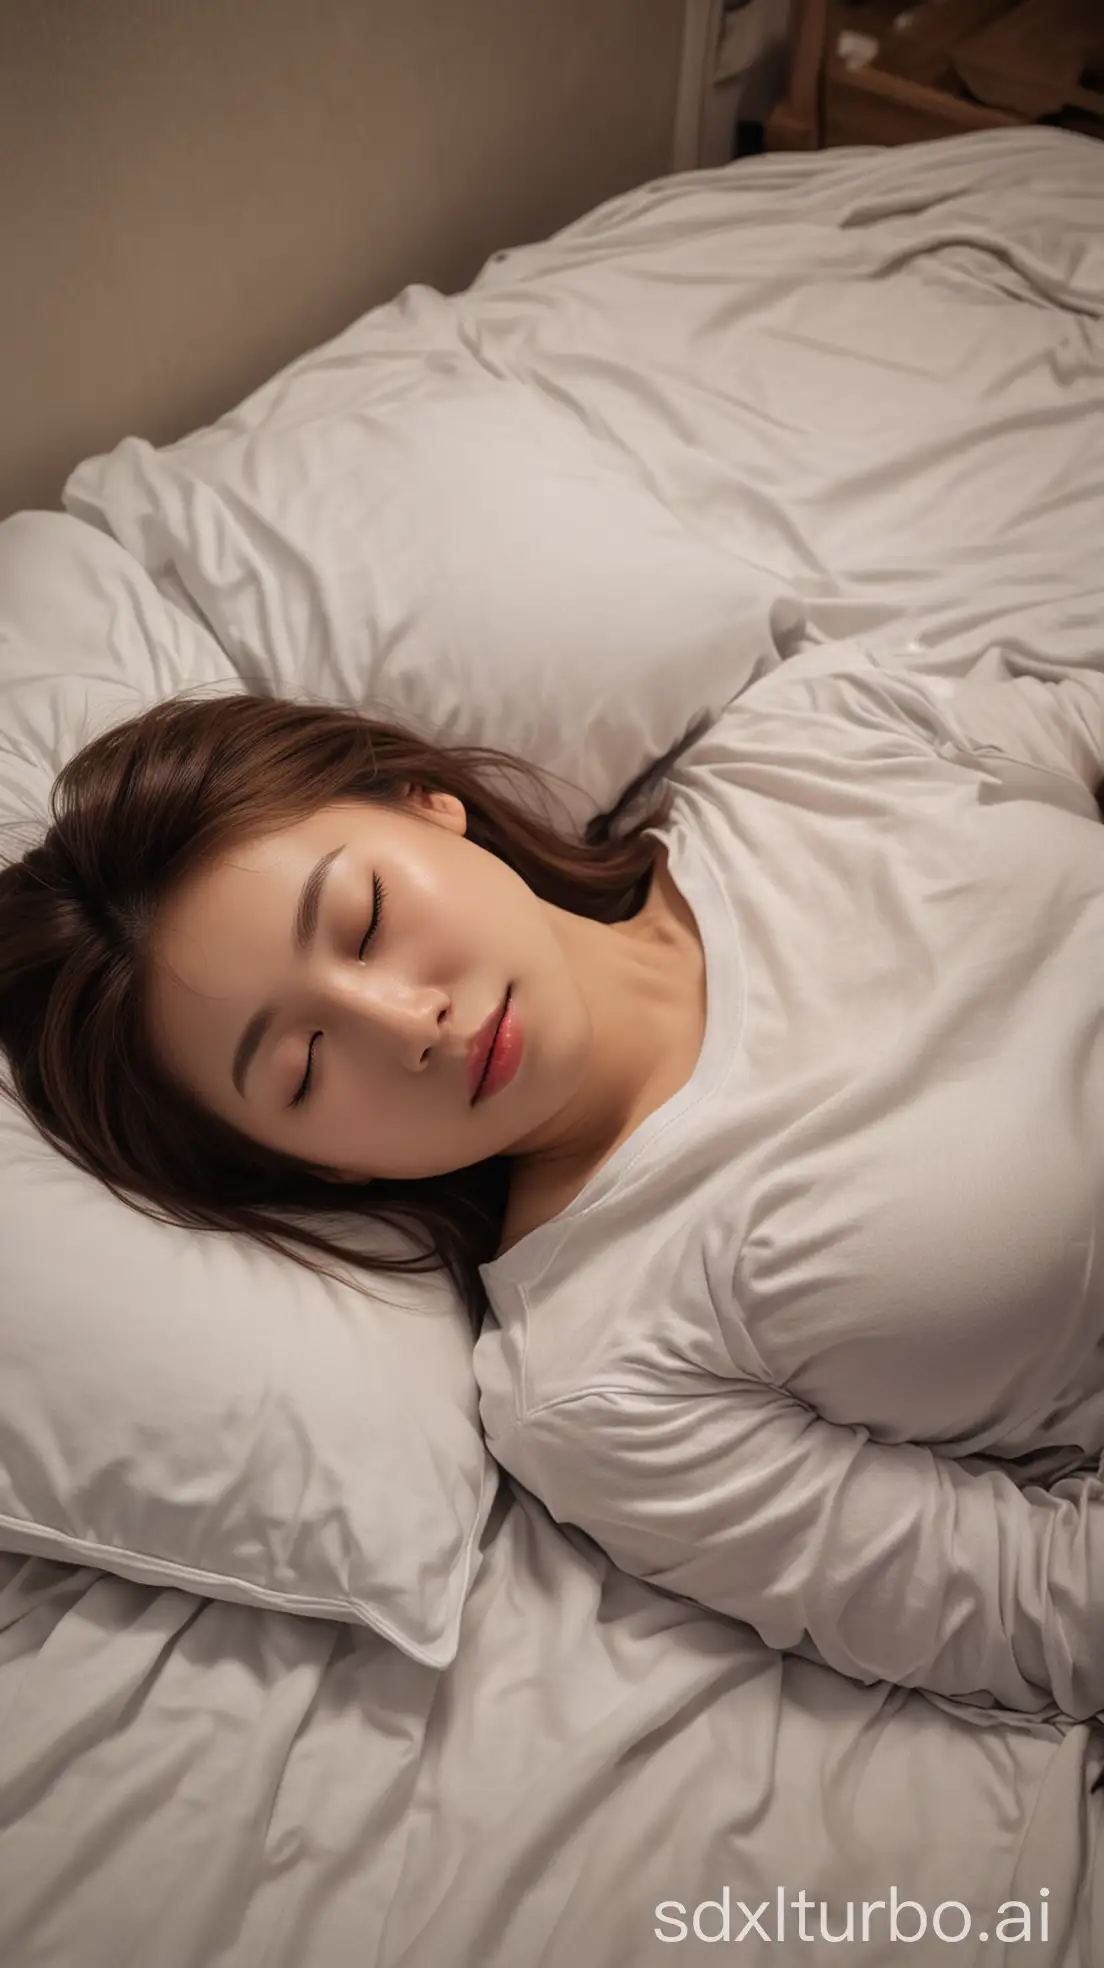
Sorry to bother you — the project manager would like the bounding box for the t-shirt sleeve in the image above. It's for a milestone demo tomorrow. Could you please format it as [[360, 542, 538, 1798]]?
[[919, 667, 1104, 801], [493, 1377, 1104, 1717], [735, 655, 1104, 817]]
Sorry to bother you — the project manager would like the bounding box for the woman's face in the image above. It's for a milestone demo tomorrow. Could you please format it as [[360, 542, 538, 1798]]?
[[147, 793, 594, 1182]]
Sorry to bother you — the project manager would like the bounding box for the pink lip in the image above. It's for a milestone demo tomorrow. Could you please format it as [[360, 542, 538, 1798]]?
[[472, 988, 522, 1104], [468, 990, 510, 1102]]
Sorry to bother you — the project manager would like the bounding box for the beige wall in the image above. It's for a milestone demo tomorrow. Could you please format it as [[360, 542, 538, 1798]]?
[[0, 0, 686, 523]]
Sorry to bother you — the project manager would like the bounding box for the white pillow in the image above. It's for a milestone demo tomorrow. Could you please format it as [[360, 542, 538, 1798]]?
[[64, 337, 804, 830], [0, 513, 495, 1668], [11, 306, 802, 1668]]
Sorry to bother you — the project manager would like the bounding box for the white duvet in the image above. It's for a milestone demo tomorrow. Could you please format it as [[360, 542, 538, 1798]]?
[[2, 128, 1104, 1967], [1, 1494, 1100, 1968]]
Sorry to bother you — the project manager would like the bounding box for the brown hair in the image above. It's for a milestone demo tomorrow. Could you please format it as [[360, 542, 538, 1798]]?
[[0, 691, 706, 1332]]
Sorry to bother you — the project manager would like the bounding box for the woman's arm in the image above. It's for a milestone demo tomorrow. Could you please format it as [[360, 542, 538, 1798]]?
[[494, 1376, 1104, 1715]]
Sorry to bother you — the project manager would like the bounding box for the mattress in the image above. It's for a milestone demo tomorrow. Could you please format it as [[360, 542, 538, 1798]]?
[[2, 127, 1103, 1968]]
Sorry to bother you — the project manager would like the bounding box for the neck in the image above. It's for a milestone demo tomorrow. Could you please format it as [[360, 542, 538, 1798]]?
[[509, 851, 698, 1188]]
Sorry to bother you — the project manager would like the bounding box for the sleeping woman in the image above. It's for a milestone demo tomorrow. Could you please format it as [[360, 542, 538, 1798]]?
[[2, 652, 1103, 1718]]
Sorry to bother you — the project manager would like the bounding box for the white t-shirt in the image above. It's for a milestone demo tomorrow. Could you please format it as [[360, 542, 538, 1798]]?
[[474, 653, 1104, 1717]]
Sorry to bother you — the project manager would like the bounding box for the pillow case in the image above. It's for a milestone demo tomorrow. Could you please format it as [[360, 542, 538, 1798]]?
[[11, 287, 802, 1668], [0, 512, 494, 1668], [64, 291, 805, 832]]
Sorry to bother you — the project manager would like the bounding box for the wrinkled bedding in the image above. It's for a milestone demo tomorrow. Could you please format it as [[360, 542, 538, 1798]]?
[[1, 127, 1103, 1967], [1, 1489, 1101, 1968]]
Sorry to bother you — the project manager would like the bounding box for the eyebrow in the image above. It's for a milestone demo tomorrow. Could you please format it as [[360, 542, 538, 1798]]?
[[231, 843, 346, 1099]]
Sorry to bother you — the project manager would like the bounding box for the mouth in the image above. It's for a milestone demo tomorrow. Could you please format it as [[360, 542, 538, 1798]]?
[[468, 985, 516, 1105]]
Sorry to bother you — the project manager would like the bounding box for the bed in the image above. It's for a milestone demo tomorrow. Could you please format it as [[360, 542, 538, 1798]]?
[[2, 7, 1104, 1965]]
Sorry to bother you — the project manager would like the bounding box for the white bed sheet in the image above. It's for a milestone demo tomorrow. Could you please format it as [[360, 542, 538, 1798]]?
[[1, 1486, 1101, 1968], [2, 126, 1104, 1967]]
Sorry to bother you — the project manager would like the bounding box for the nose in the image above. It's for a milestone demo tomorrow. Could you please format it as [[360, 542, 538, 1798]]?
[[335, 971, 451, 1071]]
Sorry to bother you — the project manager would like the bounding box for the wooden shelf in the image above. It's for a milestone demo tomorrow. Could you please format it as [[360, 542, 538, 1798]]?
[[954, 0, 1104, 120], [765, 0, 1104, 150], [834, 0, 1008, 88], [824, 55, 1021, 146]]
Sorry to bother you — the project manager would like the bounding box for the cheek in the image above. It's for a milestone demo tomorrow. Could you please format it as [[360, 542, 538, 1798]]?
[[410, 870, 492, 969]]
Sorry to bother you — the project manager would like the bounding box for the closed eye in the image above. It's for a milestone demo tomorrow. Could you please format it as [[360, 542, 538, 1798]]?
[[357, 872, 387, 960], [289, 873, 387, 1109]]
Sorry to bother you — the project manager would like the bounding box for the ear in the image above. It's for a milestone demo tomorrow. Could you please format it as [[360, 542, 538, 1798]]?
[[404, 785, 467, 835]]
